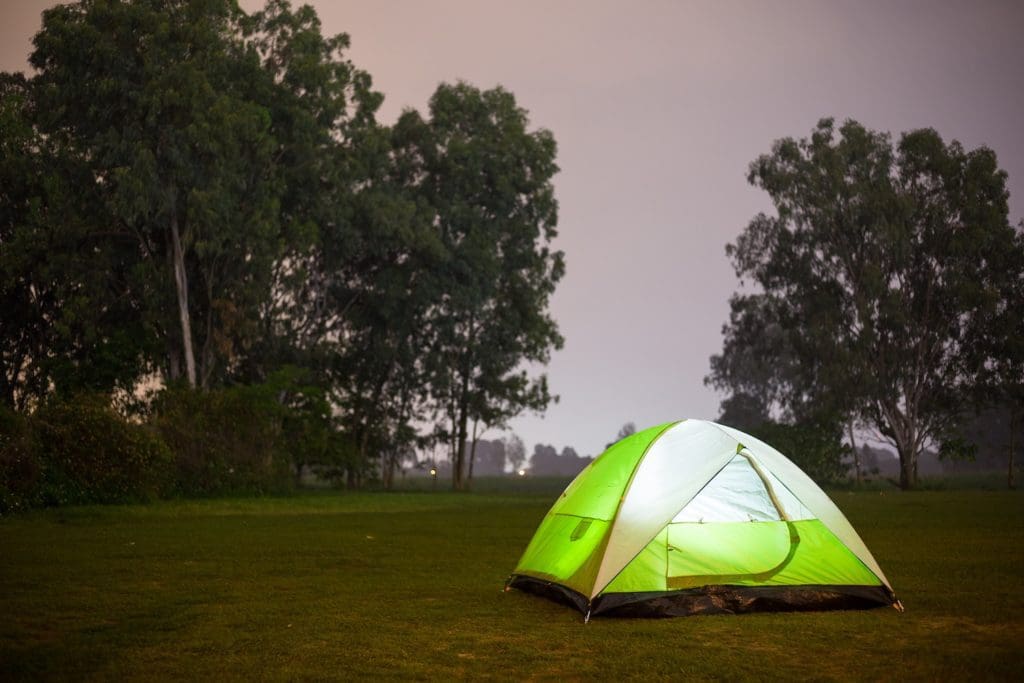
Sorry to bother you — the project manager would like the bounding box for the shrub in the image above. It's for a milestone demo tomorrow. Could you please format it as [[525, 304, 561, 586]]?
[[152, 383, 294, 497], [6, 395, 174, 509], [0, 405, 40, 514], [751, 419, 851, 485]]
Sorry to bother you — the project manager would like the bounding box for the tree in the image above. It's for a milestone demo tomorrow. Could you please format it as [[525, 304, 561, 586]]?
[[0, 72, 69, 408], [605, 421, 636, 449], [394, 82, 564, 490], [26, 0, 380, 391], [749, 420, 850, 485], [962, 221, 1024, 488], [468, 439, 506, 477], [715, 393, 769, 433], [32, 0, 255, 386], [1, 72, 155, 407], [319, 116, 434, 489], [241, 0, 384, 383], [709, 119, 1021, 489], [505, 433, 527, 473], [528, 443, 591, 476]]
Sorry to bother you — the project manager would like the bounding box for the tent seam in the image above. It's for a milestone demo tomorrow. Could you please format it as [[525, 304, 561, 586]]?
[[591, 435, 740, 599], [587, 420, 682, 600]]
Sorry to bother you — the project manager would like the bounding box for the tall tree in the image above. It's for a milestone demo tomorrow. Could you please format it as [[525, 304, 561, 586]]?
[[0, 72, 64, 408], [242, 0, 383, 382], [395, 82, 564, 490], [26, 0, 380, 390], [505, 433, 527, 474], [1, 72, 155, 407], [963, 221, 1024, 488], [32, 0, 256, 386], [709, 119, 1021, 489]]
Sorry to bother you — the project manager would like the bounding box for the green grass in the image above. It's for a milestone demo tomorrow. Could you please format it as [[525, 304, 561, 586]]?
[[1, 486, 1022, 681]]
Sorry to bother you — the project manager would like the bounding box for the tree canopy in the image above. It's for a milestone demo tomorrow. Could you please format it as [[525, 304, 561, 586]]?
[[393, 83, 564, 490], [708, 118, 1023, 489], [0, 0, 564, 491]]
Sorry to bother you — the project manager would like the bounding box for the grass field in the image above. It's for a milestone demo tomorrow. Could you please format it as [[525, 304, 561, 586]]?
[[2, 481, 1022, 680]]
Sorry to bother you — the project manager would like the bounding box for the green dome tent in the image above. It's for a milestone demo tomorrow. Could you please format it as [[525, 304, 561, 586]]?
[[507, 419, 900, 619]]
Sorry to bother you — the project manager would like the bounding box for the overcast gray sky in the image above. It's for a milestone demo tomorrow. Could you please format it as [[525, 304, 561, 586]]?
[[3, 1, 1023, 457]]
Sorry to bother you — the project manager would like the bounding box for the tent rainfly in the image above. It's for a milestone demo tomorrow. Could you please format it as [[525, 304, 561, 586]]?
[[507, 419, 901, 619]]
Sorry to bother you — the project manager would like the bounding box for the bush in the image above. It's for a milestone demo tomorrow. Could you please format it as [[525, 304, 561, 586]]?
[[751, 419, 850, 485], [152, 383, 294, 497], [0, 395, 173, 512], [1, 370, 346, 511], [32, 395, 174, 506], [0, 405, 40, 514]]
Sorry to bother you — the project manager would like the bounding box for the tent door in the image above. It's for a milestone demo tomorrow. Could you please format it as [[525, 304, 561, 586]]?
[[665, 451, 801, 590]]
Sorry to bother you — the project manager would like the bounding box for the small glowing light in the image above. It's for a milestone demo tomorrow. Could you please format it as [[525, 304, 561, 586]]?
[[430, 468, 437, 477], [518, 469, 526, 477]]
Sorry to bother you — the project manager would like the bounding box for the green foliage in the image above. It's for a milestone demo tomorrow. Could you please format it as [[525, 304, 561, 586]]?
[[19, 0, 383, 390], [0, 395, 173, 512], [1, 372, 357, 512], [153, 383, 289, 497], [2, 3, 564, 493], [709, 118, 1023, 489], [150, 367, 349, 497], [0, 404, 37, 513], [750, 419, 850, 485], [0, 72, 154, 408], [394, 82, 564, 489]]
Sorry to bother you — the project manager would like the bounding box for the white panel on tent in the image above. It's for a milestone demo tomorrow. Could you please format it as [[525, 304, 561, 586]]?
[[763, 466, 815, 520], [591, 420, 738, 598], [672, 454, 814, 523], [715, 423, 893, 590]]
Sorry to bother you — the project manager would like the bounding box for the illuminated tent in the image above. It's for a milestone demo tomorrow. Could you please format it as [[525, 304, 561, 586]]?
[[507, 419, 900, 619]]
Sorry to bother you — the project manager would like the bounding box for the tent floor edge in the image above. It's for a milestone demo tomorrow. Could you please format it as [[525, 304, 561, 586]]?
[[592, 584, 895, 617], [507, 575, 589, 615]]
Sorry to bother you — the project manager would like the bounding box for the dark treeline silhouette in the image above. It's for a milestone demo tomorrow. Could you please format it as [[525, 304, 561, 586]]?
[[529, 445, 593, 477], [0, 0, 563, 509]]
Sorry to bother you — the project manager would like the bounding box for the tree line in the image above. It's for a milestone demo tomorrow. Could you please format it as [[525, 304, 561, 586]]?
[[707, 119, 1024, 489], [0, 0, 563, 507]]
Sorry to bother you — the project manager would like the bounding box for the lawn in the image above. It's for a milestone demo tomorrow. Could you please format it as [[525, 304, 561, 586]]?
[[1, 482, 1022, 680]]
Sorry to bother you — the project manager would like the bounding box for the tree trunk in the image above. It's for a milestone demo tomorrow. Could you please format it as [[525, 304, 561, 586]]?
[[466, 418, 480, 490], [896, 441, 918, 490], [454, 405, 468, 491], [382, 452, 394, 491], [167, 341, 182, 382], [169, 206, 196, 387], [0, 364, 16, 410], [1009, 403, 1019, 491], [199, 277, 215, 388], [349, 429, 369, 490], [453, 369, 471, 491], [847, 418, 861, 484]]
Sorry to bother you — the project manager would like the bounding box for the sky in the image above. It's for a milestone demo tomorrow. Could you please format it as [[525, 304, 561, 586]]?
[[2, 0, 1023, 458]]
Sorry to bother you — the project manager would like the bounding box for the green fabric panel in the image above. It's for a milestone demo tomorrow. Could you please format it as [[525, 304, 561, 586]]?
[[601, 529, 668, 594], [513, 514, 610, 594], [552, 422, 676, 521], [716, 424, 893, 590], [512, 422, 674, 597], [600, 519, 880, 595], [666, 519, 880, 588]]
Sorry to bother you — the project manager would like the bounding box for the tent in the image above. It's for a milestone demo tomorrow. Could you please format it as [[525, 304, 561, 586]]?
[[507, 419, 900, 618]]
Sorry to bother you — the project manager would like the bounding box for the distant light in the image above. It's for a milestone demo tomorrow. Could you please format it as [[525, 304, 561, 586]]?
[[430, 468, 437, 477], [518, 469, 526, 477]]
